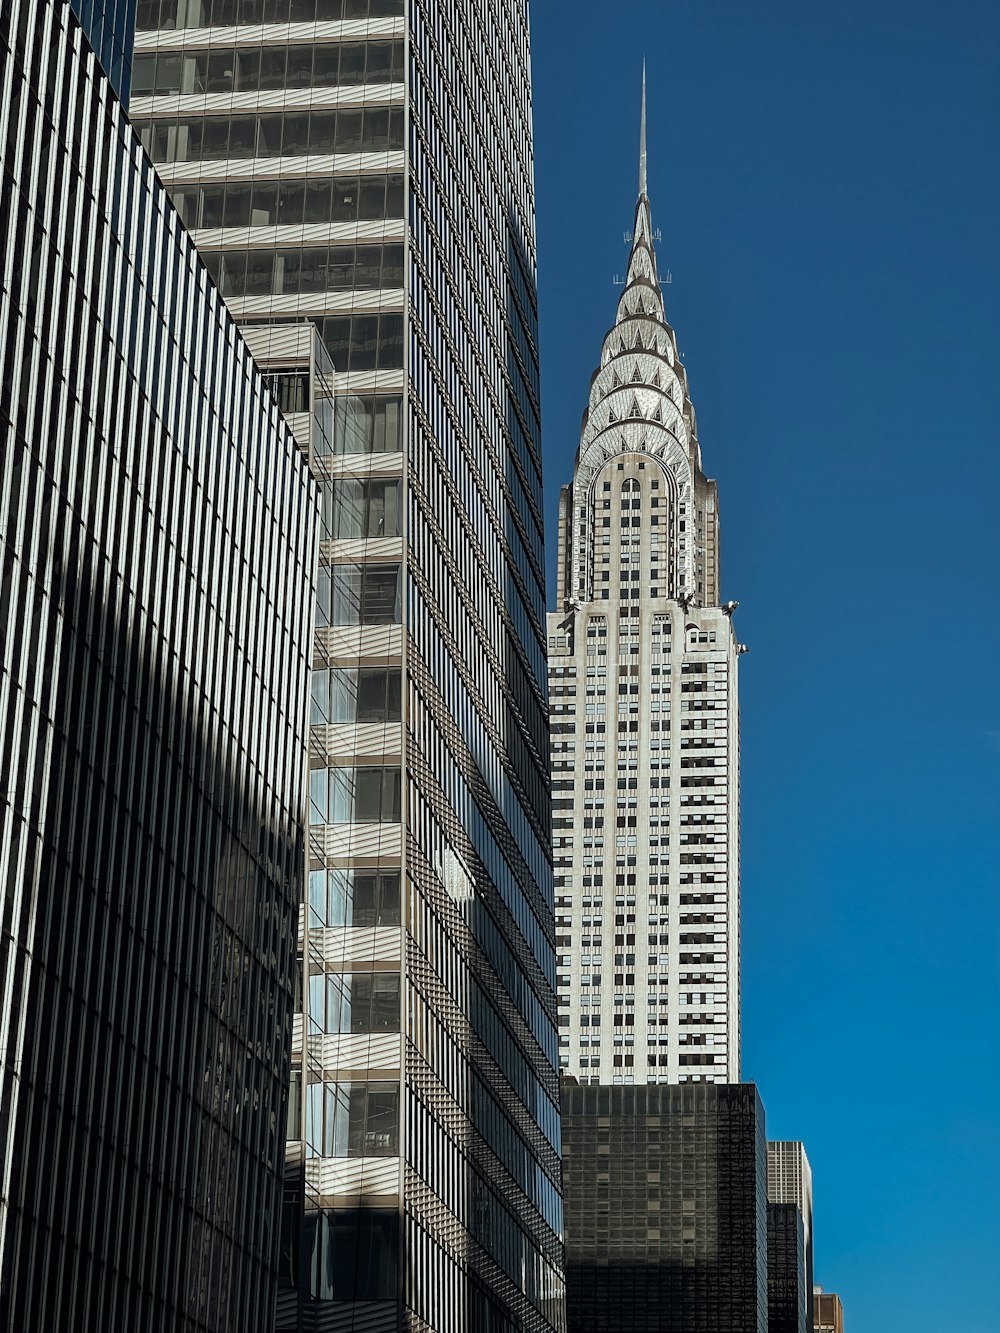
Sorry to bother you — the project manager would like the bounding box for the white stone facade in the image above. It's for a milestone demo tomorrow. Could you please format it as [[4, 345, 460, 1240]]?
[[549, 88, 742, 1085]]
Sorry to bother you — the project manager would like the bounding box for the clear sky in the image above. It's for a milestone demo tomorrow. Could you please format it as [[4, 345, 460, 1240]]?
[[530, 2, 1000, 1329]]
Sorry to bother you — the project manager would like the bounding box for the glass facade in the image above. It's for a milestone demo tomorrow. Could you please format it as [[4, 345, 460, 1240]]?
[[767, 1203, 808, 1333], [135, 0, 563, 1329], [70, 0, 136, 101], [561, 1082, 768, 1333], [0, 3, 317, 1329]]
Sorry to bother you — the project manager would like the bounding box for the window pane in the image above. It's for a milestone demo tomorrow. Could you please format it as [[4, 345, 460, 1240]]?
[[299, 248, 330, 294], [328, 668, 358, 722], [310, 669, 330, 724], [234, 48, 260, 91], [330, 565, 362, 624], [278, 178, 307, 225], [309, 112, 337, 154], [364, 40, 395, 83], [228, 115, 258, 159], [199, 117, 230, 160], [132, 55, 156, 94], [337, 110, 364, 152], [366, 479, 400, 537], [358, 176, 385, 220], [259, 47, 288, 90], [328, 246, 355, 290], [354, 668, 397, 722], [309, 768, 327, 824], [333, 480, 366, 539], [316, 566, 331, 625], [376, 315, 404, 369], [256, 113, 283, 156], [281, 113, 310, 155], [354, 245, 382, 287], [251, 180, 279, 224], [205, 48, 236, 93], [385, 174, 404, 216], [349, 315, 380, 372], [245, 251, 274, 295], [312, 44, 340, 86], [381, 244, 404, 287], [373, 396, 402, 452], [223, 181, 252, 228], [308, 869, 327, 926], [361, 1087, 399, 1154], [286, 45, 313, 88], [380, 769, 401, 821], [338, 44, 366, 84], [353, 768, 385, 821], [360, 566, 400, 623], [331, 178, 358, 221], [304, 178, 333, 222], [362, 108, 389, 150]]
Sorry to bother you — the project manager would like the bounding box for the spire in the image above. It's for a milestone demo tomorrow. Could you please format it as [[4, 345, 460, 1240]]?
[[639, 60, 648, 197]]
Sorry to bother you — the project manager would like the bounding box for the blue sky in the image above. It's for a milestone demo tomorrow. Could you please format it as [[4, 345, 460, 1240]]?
[[530, 2, 1000, 1329]]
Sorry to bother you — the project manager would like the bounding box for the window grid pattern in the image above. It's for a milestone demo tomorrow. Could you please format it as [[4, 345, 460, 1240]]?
[[561, 1083, 768, 1333], [0, 3, 317, 1329], [546, 147, 741, 1089], [403, 0, 564, 1330]]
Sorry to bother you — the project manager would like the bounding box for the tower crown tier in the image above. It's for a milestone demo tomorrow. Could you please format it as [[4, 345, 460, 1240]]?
[[557, 72, 721, 612]]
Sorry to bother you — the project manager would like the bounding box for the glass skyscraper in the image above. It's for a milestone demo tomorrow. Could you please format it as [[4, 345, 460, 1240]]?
[[132, 2, 563, 1330], [69, 0, 137, 99], [561, 1081, 768, 1333], [0, 1, 317, 1328]]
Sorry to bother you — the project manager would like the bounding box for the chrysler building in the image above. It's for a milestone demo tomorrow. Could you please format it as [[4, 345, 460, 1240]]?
[[548, 74, 742, 1084]]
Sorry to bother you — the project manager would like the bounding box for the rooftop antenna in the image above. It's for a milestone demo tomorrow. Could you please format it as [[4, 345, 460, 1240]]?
[[639, 59, 648, 197]]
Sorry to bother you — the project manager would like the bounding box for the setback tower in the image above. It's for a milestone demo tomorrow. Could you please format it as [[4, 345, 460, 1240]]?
[[548, 74, 741, 1085], [132, 2, 564, 1330]]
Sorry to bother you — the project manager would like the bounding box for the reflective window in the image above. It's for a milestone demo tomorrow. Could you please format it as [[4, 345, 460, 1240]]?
[[307, 868, 401, 927], [311, 667, 402, 725], [134, 107, 404, 163], [198, 244, 402, 297], [265, 371, 309, 414], [319, 478, 401, 539], [134, 42, 403, 94], [309, 766, 401, 824], [321, 394, 403, 456], [308, 972, 400, 1033], [305, 1080, 399, 1158], [315, 562, 400, 626], [137, 0, 403, 25]]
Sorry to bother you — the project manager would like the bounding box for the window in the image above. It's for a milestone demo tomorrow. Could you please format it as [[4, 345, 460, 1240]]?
[[309, 766, 402, 824], [169, 172, 402, 230], [133, 106, 404, 164], [326, 394, 403, 455], [320, 478, 401, 539], [308, 972, 400, 1034], [316, 563, 401, 625], [265, 371, 309, 414], [308, 868, 401, 928], [306, 1080, 399, 1160], [311, 667, 402, 725]]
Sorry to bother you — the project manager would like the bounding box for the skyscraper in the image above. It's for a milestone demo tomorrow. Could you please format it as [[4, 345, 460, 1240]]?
[[561, 1081, 769, 1333], [813, 1288, 845, 1333], [69, 0, 137, 99], [548, 74, 741, 1086], [768, 1141, 815, 1330], [767, 1202, 808, 1333], [0, 0, 317, 1327], [132, 3, 564, 1330]]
